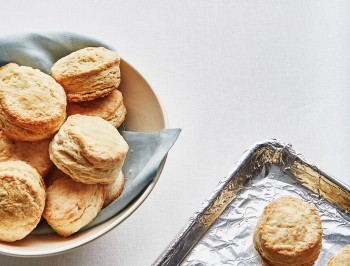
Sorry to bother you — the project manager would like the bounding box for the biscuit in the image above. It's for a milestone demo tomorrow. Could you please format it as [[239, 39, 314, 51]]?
[[253, 196, 322, 266], [0, 161, 45, 242], [67, 89, 126, 127], [49, 114, 129, 184], [103, 171, 124, 207], [0, 130, 52, 178], [51, 47, 121, 102], [43, 168, 106, 237], [327, 245, 350, 265], [0, 63, 67, 141]]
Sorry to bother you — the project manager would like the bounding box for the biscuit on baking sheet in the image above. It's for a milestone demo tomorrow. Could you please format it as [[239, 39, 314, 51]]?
[[328, 245, 350, 266], [253, 196, 322, 266], [0, 63, 66, 141], [51, 47, 121, 102], [67, 89, 126, 127], [103, 171, 124, 207], [0, 161, 45, 242], [0, 130, 52, 178], [49, 114, 129, 185], [43, 168, 106, 237]]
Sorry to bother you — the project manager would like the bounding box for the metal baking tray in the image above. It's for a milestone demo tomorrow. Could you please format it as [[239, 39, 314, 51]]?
[[153, 140, 350, 266]]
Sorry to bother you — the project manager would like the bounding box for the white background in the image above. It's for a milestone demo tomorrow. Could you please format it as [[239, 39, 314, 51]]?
[[1, 1, 350, 265]]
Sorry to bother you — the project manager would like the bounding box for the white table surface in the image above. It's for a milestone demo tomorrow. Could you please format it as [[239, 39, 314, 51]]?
[[1, 0, 350, 265]]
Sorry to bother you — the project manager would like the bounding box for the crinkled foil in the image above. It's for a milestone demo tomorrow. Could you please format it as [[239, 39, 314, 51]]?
[[153, 140, 350, 266]]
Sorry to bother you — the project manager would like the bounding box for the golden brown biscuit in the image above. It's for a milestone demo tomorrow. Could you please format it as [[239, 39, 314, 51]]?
[[328, 245, 350, 266], [43, 168, 106, 237], [0, 63, 67, 141], [0, 130, 52, 178], [49, 114, 129, 184], [67, 89, 126, 127], [253, 196, 322, 266], [103, 171, 124, 207], [51, 47, 121, 102], [0, 160, 45, 242]]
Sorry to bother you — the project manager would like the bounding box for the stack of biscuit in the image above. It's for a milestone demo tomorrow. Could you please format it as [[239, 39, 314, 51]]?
[[0, 46, 128, 241]]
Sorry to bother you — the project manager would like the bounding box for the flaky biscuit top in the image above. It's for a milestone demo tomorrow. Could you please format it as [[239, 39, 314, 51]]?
[[51, 47, 120, 80], [0, 63, 66, 131], [258, 196, 322, 256], [44, 169, 105, 223], [43, 168, 106, 237], [0, 161, 45, 242], [50, 114, 129, 184], [64, 114, 128, 167]]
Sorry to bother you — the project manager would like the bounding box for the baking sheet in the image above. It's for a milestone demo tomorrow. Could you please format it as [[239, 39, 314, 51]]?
[[153, 140, 350, 266]]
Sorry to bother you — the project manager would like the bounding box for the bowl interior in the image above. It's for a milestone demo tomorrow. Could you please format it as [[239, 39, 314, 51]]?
[[0, 59, 167, 257]]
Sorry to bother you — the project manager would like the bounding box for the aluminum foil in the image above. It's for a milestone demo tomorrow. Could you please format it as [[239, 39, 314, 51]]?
[[153, 140, 350, 266]]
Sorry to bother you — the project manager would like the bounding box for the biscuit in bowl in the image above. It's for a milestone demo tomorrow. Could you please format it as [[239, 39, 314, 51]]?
[[51, 47, 121, 102], [43, 168, 106, 237], [67, 89, 126, 127], [0, 63, 67, 141], [0, 130, 52, 178], [0, 161, 45, 242], [253, 196, 322, 266], [103, 171, 124, 207], [327, 245, 350, 266], [49, 114, 129, 184]]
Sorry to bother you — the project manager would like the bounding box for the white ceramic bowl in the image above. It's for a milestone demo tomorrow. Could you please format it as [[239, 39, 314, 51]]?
[[0, 59, 167, 257]]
